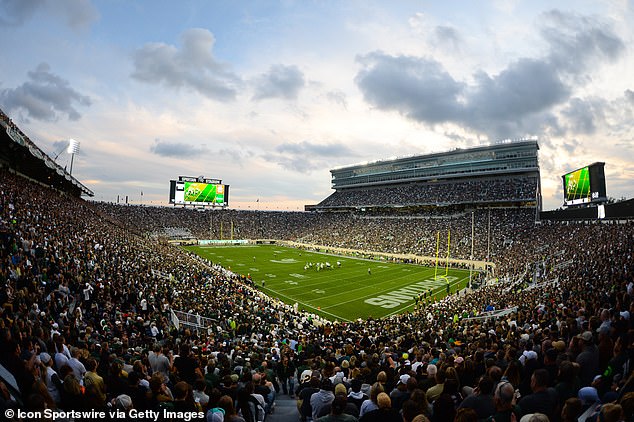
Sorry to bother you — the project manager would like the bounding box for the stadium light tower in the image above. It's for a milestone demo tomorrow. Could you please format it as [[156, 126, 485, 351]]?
[[67, 139, 80, 175]]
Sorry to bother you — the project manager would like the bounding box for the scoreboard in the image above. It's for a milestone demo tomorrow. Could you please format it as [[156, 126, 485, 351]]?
[[169, 176, 229, 207], [562, 162, 606, 206]]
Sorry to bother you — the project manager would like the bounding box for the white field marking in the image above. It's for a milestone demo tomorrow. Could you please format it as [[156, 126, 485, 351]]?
[[383, 274, 470, 317], [321, 271, 468, 311], [319, 269, 442, 309], [281, 265, 445, 300], [263, 288, 351, 322]]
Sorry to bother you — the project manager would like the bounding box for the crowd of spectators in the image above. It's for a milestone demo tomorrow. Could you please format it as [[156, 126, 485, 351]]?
[[95, 204, 537, 279], [1, 168, 633, 422], [315, 177, 537, 209]]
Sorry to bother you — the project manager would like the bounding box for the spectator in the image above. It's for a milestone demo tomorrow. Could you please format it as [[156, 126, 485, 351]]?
[[517, 369, 557, 420], [458, 376, 495, 419], [316, 395, 358, 422], [358, 392, 400, 422], [311, 379, 335, 420], [486, 381, 520, 422]]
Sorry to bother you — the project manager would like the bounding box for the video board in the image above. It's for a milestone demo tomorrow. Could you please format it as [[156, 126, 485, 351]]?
[[562, 162, 606, 206], [169, 176, 229, 207]]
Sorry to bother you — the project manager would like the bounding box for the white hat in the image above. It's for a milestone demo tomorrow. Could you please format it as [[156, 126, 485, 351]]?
[[115, 394, 133, 410], [398, 374, 410, 385], [39, 352, 52, 364]]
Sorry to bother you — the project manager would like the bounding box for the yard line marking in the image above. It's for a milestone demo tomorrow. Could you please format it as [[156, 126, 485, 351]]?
[[382, 274, 470, 317], [260, 287, 351, 322]]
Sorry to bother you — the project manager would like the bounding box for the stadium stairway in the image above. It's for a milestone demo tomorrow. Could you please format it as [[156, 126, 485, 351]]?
[[267, 394, 299, 422]]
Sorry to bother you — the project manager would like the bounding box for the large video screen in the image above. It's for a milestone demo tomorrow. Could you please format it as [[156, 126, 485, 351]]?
[[169, 179, 229, 206], [562, 162, 606, 206]]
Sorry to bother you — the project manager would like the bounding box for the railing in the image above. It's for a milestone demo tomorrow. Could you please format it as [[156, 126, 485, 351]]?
[[170, 309, 217, 334], [461, 306, 518, 322]]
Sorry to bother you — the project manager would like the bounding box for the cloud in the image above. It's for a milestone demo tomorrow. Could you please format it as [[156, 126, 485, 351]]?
[[561, 138, 581, 154], [325, 90, 348, 109], [541, 10, 625, 77], [0, 0, 44, 25], [264, 140, 358, 173], [51, 139, 69, 157], [354, 10, 625, 141], [252, 64, 305, 101], [561, 98, 606, 135], [0, 63, 91, 121], [131, 28, 241, 101], [217, 147, 254, 165], [465, 58, 569, 134], [355, 52, 464, 124], [432, 25, 463, 52], [150, 139, 209, 157], [0, 0, 98, 29]]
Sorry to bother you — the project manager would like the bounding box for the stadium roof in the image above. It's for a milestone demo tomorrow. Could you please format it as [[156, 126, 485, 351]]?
[[331, 139, 539, 172], [0, 109, 93, 198]]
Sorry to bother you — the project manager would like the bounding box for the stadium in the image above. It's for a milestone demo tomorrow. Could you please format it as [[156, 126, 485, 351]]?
[[1, 104, 633, 422]]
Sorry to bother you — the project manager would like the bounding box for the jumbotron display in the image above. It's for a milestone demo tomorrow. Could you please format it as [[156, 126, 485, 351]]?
[[169, 176, 229, 207], [562, 162, 606, 206]]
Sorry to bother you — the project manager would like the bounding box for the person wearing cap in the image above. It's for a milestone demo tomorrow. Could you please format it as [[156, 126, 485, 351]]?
[[390, 374, 413, 411], [114, 394, 133, 412], [40, 352, 62, 405], [576, 331, 599, 386], [296, 371, 314, 407]]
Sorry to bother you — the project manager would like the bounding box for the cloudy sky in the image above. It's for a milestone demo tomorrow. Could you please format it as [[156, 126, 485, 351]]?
[[1, 0, 633, 211]]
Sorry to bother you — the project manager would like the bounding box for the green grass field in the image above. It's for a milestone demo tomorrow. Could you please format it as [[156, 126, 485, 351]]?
[[185, 244, 472, 322]]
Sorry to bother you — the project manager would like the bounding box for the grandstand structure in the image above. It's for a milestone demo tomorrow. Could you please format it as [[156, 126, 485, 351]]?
[[0, 108, 93, 198], [307, 140, 540, 212]]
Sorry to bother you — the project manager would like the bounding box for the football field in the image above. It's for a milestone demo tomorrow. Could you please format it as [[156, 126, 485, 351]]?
[[185, 244, 472, 322]]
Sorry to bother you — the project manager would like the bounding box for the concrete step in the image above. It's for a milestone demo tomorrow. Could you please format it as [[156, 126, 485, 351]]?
[[266, 394, 299, 422]]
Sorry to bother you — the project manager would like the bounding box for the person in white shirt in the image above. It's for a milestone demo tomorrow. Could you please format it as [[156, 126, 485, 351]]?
[[83, 283, 94, 303], [39, 352, 62, 405], [68, 347, 87, 384]]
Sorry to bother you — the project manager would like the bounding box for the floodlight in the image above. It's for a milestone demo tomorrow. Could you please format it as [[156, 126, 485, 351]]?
[[67, 139, 80, 154]]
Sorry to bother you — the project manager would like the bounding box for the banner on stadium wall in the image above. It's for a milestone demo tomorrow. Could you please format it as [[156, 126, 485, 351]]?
[[278, 240, 494, 272], [198, 239, 249, 245]]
